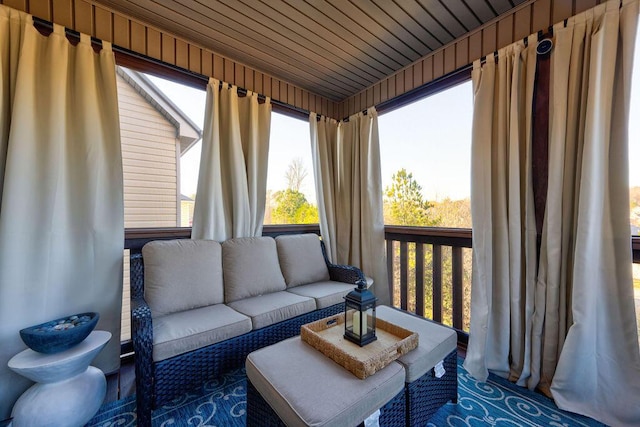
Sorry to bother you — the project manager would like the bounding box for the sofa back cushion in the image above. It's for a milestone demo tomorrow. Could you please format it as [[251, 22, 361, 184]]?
[[275, 234, 330, 287], [223, 237, 286, 303], [142, 239, 224, 316]]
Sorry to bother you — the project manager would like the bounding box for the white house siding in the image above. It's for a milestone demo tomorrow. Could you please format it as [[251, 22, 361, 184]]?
[[118, 76, 179, 228], [117, 74, 181, 341]]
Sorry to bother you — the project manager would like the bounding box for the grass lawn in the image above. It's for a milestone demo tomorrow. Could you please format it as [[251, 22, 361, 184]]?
[[635, 278, 640, 292]]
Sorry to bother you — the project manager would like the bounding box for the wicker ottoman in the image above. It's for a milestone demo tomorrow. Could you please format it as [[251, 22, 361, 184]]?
[[377, 306, 458, 426], [246, 336, 406, 426]]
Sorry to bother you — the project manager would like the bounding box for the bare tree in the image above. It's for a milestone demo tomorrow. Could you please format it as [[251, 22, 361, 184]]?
[[285, 158, 308, 192]]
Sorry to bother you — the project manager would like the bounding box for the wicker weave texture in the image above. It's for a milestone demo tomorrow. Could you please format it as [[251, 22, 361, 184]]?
[[301, 314, 418, 379], [151, 303, 344, 407], [132, 299, 342, 423], [130, 252, 145, 299], [320, 240, 365, 284], [130, 296, 153, 427], [378, 389, 407, 426], [406, 349, 458, 426], [247, 379, 287, 427]]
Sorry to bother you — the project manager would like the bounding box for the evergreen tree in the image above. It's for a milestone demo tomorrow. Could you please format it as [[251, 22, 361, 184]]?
[[382, 169, 473, 331], [384, 169, 438, 226]]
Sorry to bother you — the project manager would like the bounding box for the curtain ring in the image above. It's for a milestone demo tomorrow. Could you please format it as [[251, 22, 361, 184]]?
[[536, 38, 553, 56]]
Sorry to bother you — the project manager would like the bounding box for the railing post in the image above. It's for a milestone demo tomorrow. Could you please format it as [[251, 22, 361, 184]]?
[[452, 246, 463, 330], [433, 244, 442, 323], [383, 226, 473, 336], [386, 239, 394, 304], [415, 243, 424, 317], [400, 241, 408, 310]]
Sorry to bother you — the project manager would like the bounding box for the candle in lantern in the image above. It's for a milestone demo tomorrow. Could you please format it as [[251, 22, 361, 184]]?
[[352, 311, 367, 337]]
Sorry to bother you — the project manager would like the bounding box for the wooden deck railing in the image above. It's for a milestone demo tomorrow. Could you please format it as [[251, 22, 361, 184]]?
[[122, 226, 640, 348], [384, 226, 473, 342], [124, 224, 321, 252]]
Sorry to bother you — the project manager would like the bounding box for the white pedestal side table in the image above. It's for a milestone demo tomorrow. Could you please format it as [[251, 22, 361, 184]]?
[[8, 330, 111, 427]]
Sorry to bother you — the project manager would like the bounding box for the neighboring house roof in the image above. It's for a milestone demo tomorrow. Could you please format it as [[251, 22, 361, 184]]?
[[117, 66, 202, 155], [181, 194, 194, 202]]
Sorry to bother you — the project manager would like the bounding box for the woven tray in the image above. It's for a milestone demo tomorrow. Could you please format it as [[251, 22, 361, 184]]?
[[300, 313, 418, 379]]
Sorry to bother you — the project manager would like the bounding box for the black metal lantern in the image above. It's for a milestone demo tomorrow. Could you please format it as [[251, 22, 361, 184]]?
[[344, 279, 377, 346]]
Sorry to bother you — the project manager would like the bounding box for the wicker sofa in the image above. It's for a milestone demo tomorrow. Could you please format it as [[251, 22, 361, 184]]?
[[129, 233, 365, 427]]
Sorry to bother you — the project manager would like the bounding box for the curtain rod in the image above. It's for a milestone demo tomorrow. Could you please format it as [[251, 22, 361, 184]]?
[[372, 63, 472, 118], [479, 19, 567, 64], [343, 15, 574, 120], [31, 16, 315, 120], [342, 61, 473, 121]]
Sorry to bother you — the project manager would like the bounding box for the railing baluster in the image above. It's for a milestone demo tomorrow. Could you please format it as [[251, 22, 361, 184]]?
[[415, 243, 424, 316], [433, 244, 442, 323], [452, 246, 463, 330], [400, 241, 408, 310], [386, 239, 394, 304]]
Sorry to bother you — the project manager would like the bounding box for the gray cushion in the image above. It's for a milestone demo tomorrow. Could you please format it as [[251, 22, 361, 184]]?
[[275, 234, 330, 287], [246, 336, 405, 427], [222, 237, 286, 303], [286, 281, 354, 309], [152, 304, 252, 361], [227, 291, 315, 329], [142, 239, 223, 316], [377, 305, 457, 382]]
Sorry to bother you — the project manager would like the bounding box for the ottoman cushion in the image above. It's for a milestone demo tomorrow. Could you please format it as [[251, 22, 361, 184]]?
[[246, 336, 405, 427], [377, 305, 457, 382]]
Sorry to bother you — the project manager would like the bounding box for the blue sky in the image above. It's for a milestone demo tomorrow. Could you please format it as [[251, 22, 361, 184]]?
[[148, 77, 475, 202], [378, 81, 472, 201], [147, 26, 640, 201]]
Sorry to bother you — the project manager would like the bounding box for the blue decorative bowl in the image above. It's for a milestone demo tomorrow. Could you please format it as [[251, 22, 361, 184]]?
[[19, 312, 99, 354]]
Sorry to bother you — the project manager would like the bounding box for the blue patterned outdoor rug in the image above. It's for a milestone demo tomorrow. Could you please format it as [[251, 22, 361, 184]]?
[[86, 359, 606, 427], [427, 364, 605, 427]]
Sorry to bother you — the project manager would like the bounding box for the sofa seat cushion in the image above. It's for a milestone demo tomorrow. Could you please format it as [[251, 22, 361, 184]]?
[[275, 234, 330, 287], [143, 239, 224, 316], [152, 304, 252, 362], [377, 305, 457, 382], [246, 336, 405, 427], [286, 281, 354, 309], [227, 291, 315, 330], [223, 237, 286, 303]]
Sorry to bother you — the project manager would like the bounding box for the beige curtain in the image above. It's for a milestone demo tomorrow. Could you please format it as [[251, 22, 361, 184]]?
[[192, 78, 271, 241], [310, 108, 389, 304], [466, 1, 640, 425], [0, 7, 124, 418], [464, 36, 538, 385], [309, 112, 339, 262], [544, 1, 640, 424]]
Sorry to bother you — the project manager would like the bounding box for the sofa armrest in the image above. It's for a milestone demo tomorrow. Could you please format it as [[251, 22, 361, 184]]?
[[130, 252, 145, 300], [327, 264, 365, 284], [319, 239, 366, 284], [131, 296, 153, 354], [131, 295, 154, 422]]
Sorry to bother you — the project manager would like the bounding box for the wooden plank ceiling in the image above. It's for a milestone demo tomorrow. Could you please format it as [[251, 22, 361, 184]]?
[[93, 0, 527, 102]]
